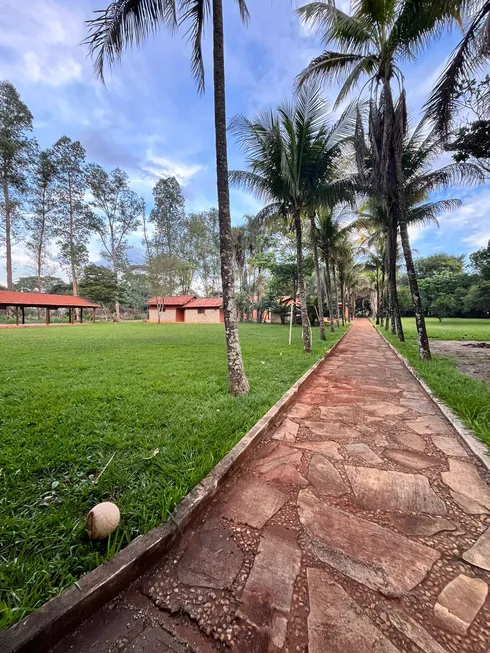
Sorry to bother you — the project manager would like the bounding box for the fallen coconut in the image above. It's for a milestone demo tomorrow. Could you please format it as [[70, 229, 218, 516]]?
[[87, 501, 120, 540]]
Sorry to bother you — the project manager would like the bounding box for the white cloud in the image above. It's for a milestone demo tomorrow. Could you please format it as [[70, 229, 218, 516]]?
[[139, 152, 204, 186], [0, 0, 86, 88]]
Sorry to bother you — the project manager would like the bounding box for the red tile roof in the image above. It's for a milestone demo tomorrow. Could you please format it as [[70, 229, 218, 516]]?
[[0, 291, 99, 308], [147, 295, 195, 307], [185, 298, 223, 309]]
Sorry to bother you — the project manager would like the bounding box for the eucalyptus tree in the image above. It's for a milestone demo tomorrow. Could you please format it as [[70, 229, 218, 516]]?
[[85, 0, 250, 395], [26, 149, 57, 295], [86, 165, 143, 320], [297, 0, 465, 357], [0, 81, 33, 290], [52, 137, 91, 296], [230, 85, 353, 352]]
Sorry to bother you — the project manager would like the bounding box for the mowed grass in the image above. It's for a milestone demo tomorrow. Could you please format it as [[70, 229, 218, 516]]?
[[378, 318, 490, 450], [0, 322, 346, 629]]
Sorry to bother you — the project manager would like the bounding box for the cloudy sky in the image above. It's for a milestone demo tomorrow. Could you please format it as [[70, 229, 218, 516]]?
[[0, 0, 489, 284]]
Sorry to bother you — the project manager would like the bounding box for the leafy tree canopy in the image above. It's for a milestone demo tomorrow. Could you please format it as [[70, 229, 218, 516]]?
[[414, 253, 465, 279], [78, 264, 118, 307], [470, 241, 490, 280]]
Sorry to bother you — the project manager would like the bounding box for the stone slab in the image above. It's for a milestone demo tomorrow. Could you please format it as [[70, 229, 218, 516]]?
[[406, 416, 450, 435], [303, 421, 359, 440], [345, 466, 447, 515], [345, 443, 383, 464], [462, 527, 490, 571], [382, 448, 439, 470], [308, 455, 349, 496], [434, 574, 488, 635], [441, 459, 490, 512], [431, 436, 468, 458], [388, 514, 456, 537], [252, 444, 303, 475], [319, 406, 353, 422], [388, 610, 449, 653], [287, 403, 312, 420], [307, 568, 399, 653], [399, 398, 436, 414], [176, 518, 243, 589], [298, 489, 440, 597], [360, 403, 408, 417], [392, 432, 426, 452], [292, 440, 343, 459], [450, 490, 488, 514], [221, 475, 288, 529], [271, 418, 299, 442], [263, 464, 308, 486], [239, 525, 301, 628]]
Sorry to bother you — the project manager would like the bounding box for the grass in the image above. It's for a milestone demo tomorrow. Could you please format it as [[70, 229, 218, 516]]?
[[0, 322, 347, 629], [377, 317, 490, 450]]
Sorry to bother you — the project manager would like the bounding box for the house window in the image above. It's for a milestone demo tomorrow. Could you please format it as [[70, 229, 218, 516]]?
[[198, 308, 205, 314]]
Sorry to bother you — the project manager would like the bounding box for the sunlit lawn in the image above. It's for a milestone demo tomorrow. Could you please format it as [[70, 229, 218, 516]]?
[[0, 321, 346, 629], [379, 317, 490, 451]]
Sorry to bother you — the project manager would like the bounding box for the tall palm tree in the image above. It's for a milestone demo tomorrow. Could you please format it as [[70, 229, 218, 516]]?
[[85, 0, 250, 395], [297, 0, 463, 358], [230, 85, 353, 352]]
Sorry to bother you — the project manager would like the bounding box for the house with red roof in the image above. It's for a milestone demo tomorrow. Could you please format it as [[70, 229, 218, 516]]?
[[147, 296, 224, 324]]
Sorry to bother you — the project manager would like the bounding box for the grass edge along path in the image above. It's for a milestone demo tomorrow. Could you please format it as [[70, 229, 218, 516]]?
[[0, 322, 347, 630], [376, 323, 490, 451]]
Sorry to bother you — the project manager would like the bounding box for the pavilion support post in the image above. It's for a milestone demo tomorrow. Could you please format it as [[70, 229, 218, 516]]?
[[92, 308, 96, 323], [80, 308, 83, 324], [68, 308, 72, 324], [15, 306, 19, 326], [21, 307, 25, 324], [45, 308, 50, 325]]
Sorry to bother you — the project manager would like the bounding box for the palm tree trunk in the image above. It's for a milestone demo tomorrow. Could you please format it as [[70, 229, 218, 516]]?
[[387, 218, 404, 340], [340, 277, 345, 326], [310, 213, 326, 341], [212, 0, 249, 394], [332, 263, 340, 327], [325, 257, 335, 333], [294, 208, 311, 352]]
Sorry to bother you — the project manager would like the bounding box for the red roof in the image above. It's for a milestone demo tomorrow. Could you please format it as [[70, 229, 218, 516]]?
[[185, 298, 223, 309], [147, 295, 195, 307], [0, 291, 99, 308]]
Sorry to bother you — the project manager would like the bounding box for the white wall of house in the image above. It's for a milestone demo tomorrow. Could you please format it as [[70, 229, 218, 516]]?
[[148, 308, 177, 323], [184, 308, 221, 324]]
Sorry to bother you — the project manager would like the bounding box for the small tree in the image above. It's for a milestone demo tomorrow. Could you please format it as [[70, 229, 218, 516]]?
[[470, 240, 490, 280], [464, 281, 490, 314], [86, 164, 142, 320], [431, 294, 456, 321], [0, 81, 34, 289], [52, 137, 91, 295], [79, 263, 118, 308]]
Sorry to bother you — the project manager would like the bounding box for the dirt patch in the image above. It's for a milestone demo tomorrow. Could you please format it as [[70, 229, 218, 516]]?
[[430, 340, 490, 384]]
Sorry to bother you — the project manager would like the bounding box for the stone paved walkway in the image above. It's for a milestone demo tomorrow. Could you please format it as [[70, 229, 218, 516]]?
[[52, 320, 490, 653]]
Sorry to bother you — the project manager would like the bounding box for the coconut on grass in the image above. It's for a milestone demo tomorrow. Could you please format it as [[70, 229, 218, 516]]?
[[86, 502, 120, 540]]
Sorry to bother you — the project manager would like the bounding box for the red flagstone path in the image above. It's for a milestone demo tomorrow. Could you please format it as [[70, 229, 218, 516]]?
[[51, 320, 490, 653]]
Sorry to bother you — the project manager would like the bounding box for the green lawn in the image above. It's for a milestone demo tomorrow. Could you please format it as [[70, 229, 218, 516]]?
[[0, 322, 346, 629], [378, 318, 490, 450]]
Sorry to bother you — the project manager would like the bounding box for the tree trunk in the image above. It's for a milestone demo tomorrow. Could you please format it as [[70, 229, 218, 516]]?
[[3, 180, 12, 290], [325, 257, 335, 333], [375, 262, 380, 325], [399, 219, 431, 359], [212, 0, 249, 394], [294, 208, 311, 352], [332, 263, 340, 327], [310, 213, 326, 341], [387, 218, 404, 340], [340, 277, 346, 326]]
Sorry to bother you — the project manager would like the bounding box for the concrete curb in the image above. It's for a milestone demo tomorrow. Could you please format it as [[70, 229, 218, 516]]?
[[372, 322, 490, 471], [0, 326, 351, 653]]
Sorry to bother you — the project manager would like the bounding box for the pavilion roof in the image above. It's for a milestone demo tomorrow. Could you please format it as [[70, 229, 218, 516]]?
[[0, 291, 99, 309]]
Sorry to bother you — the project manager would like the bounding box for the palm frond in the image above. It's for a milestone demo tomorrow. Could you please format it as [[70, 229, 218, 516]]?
[[407, 198, 463, 226], [179, 0, 210, 93], [296, 52, 367, 89], [424, 1, 490, 133], [84, 0, 177, 81]]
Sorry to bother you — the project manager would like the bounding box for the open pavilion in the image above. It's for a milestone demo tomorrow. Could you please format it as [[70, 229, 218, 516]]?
[[0, 291, 99, 326]]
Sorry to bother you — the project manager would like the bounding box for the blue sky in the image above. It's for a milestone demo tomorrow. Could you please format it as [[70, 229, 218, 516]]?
[[0, 0, 489, 284]]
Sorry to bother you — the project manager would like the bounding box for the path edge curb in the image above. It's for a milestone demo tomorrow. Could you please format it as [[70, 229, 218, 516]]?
[[0, 325, 351, 653], [373, 322, 490, 471]]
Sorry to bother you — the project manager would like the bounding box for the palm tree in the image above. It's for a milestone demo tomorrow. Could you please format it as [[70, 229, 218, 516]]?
[[230, 85, 353, 352], [85, 0, 250, 395], [297, 0, 464, 358]]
